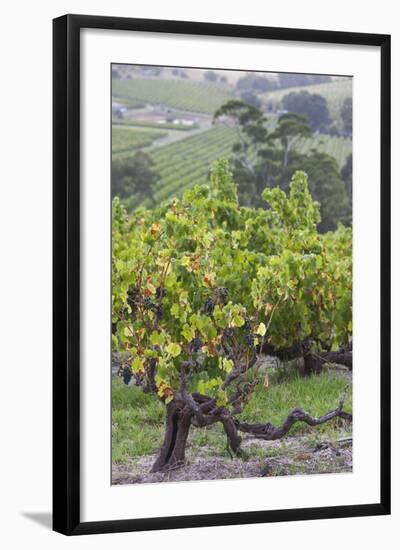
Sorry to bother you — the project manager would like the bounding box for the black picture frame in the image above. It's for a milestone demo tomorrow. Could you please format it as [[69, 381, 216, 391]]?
[[53, 14, 391, 535]]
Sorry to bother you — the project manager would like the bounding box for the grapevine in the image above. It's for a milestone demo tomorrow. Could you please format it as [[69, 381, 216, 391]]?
[[112, 160, 352, 472]]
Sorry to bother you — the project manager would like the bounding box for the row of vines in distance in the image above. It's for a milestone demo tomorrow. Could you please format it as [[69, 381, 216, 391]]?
[[150, 127, 352, 203], [112, 126, 167, 156]]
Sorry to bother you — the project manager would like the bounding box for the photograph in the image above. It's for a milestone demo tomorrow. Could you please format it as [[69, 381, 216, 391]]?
[[0, 1, 394, 544], [111, 64, 353, 485]]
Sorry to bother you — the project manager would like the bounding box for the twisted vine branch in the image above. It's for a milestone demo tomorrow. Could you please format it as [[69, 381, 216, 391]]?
[[235, 386, 352, 441]]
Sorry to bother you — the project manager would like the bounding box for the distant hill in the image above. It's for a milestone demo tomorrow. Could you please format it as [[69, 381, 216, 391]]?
[[112, 78, 232, 114], [260, 78, 352, 128]]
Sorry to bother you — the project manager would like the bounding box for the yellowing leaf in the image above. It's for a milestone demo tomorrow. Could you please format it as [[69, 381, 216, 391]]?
[[146, 281, 156, 295], [180, 255, 191, 267], [189, 258, 201, 273], [216, 389, 228, 406], [144, 349, 158, 358], [265, 302, 273, 314], [256, 322, 267, 336], [221, 358, 234, 373], [150, 331, 164, 346], [165, 342, 181, 357], [170, 304, 181, 319], [157, 382, 174, 402], [150, 222, 161, 236], [203, 273, 215, 288], [233, 314, 245, 327], [203, 342, 218, 357], [157, 381, 168, 397], [131, 356, 144, 374], [182, 324, 195, 342]]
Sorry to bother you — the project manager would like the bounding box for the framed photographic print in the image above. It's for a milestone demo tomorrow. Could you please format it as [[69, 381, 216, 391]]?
[[53, 14, 391, 535]]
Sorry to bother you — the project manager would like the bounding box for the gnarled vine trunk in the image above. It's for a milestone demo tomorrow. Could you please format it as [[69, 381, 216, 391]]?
[[151, 386, 351, 473], [262, 341, 352, 376], [151, 402, 192, 472], [303, 352, 323, 376], [146, 342, 352, 474]]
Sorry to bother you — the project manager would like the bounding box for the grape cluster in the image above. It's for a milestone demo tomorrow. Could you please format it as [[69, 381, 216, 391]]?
[[242, 320, 251, 332], [142, 296, 164, 321], [143, 297, 153, 310], [190, 337, 203, 352], [156, 286, 166, 300], [216, 286, 229, 304], [202, 297, 215, 316], [244, 333, 255, 347], [224, 327, 235, 339], [155, 305, 163, 322], [127, 287, 139, 315], [121, 366, 132, 385]]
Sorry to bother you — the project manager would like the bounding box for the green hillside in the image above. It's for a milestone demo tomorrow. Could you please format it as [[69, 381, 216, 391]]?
[[149, 127, 352, 203], [112, 126, 167, 156], [112, 78, 232, 114], [261, 79, 352, 126]]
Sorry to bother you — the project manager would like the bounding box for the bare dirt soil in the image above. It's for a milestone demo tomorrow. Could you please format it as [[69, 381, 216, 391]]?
[[112, 433, 352, 485]]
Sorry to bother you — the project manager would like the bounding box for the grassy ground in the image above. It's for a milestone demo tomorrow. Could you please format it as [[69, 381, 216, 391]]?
[[112, 367, 352, 464]]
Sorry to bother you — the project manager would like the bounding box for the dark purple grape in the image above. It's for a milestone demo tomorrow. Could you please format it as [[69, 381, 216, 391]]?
[[217, 287, 229, 304], [143, 297, 153, 310], [127, 288, 139, 319], [190, 337, 203, 352], [127, 287, 138, 310], [224, 327, 235, 339], [156, 286, 166, 300], [155, 305, 163, 321], [244, 333, 255, 347], [202, 297, 215, 316], [121, 366, 132, 385]]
